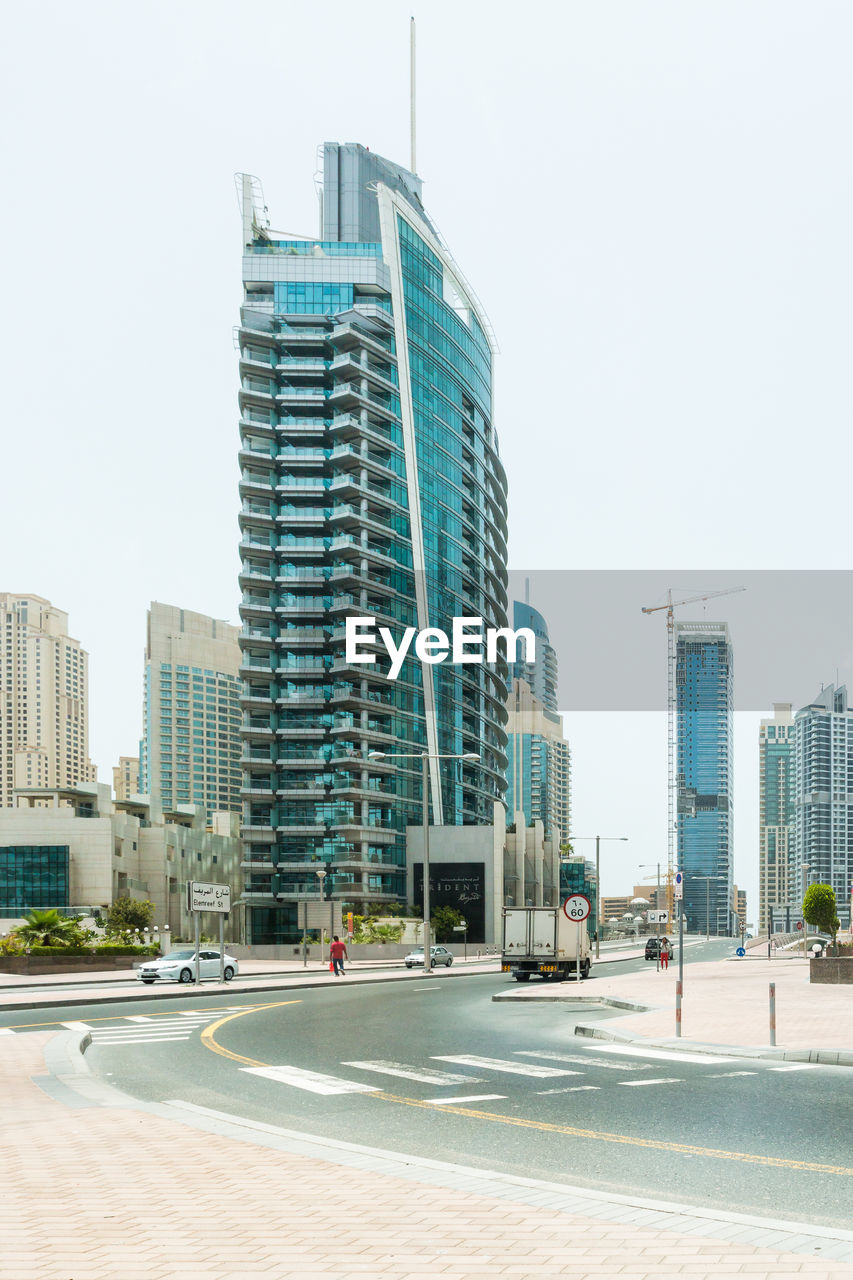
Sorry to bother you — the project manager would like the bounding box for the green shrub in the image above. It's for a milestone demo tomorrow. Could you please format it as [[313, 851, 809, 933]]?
[[28, 946, 95, 956], [93, 944, 160, 955]]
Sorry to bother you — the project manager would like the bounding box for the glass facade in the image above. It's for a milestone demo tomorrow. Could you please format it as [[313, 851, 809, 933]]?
[[758, 704, 794, 933], [505, 601, 570, 841], [794, 685, 853, 930], [0, 844, 69, 913], [237, 147, 509, 945], [676, 623, 733, 936]]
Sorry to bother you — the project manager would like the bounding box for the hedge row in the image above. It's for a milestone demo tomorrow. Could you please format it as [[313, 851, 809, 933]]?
[[27, 944, 161, 956]]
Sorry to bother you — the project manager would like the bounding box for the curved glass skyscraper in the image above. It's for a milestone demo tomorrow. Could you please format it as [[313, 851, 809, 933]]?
[[237, 145, 509, 944]]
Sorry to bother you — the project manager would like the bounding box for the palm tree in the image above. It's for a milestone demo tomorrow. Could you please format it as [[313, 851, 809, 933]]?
[[13, 909, 80, 948]]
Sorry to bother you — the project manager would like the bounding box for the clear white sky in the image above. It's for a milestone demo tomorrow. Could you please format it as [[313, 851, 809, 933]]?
[[3, 1, 852, 917]]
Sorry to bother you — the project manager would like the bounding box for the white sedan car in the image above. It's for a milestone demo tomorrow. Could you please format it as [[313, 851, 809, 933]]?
[[404, 945, 453, 968], [136, 949, 239, 985]]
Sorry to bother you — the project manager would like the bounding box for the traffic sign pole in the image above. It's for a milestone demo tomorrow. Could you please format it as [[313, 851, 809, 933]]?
[[562, 894, 591, 982]]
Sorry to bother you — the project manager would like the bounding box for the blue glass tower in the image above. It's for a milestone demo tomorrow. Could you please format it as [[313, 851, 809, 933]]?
[[236, 148, 509, 944], [676, 622, 733, 936], [509, 601, 558, 712]]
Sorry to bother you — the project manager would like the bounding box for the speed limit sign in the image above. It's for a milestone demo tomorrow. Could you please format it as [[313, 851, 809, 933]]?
[[562, 894, 591, 922]]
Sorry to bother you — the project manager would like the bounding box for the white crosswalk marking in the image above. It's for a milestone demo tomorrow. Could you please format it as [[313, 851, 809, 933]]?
[[707, 1071, 757, 1078], [426, 1094, 505, 1105], [60, 1020, 92, 1031], [620, 1077, 683, 1087], [0, 1028, 13, 1037], [240, 1065, 379, 1095], [342, 1060, 482, 1085], [432, 1054, 578, 1078], [536, 1085, 600, 1094], [91, 1035, 190, 1046], [586, 1045, 738, 1065], [515, 1050, 653, 1072], [769, 1064, 820, 1072]]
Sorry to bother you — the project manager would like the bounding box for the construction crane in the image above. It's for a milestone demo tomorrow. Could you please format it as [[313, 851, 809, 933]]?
[[641, 587, 745, 923]]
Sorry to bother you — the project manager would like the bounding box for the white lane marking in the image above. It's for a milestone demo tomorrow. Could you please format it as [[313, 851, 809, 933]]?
[[620, 1077, 683, 1087], [585, 1045, 738, 1065], [92, 1035, 190, 1046], [707, 1071, 757, 1078], [125, 1016, 153, 1022], [60, 1020, 92, 1030], [536, 1085, 601, 1095], [342, 1060, 482, 1085], [426, 1094, 506, 1106], [514, 1051, 653, 1072], [411, 986, 443, 991], [432, 1054, 578, 1078], [769, 1064, 820, 1072], [240, 1065, 379, 1095]]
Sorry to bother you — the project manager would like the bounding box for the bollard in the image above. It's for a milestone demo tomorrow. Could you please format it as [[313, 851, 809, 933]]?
[[769, 981, 776, 1047], [675, 978, 682, 1038]]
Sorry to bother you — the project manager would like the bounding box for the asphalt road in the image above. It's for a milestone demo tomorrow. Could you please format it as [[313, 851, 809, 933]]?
[[6, 941, 851, 1228]]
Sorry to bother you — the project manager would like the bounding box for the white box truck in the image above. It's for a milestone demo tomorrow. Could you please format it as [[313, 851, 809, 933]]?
[[501, 906, 592, 982]]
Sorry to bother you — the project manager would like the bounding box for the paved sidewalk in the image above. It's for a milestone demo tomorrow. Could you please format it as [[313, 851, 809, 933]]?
[[0, 946, 648, 1012], [3, 1030, 852, 1280], [498, 955, 853, 1060]]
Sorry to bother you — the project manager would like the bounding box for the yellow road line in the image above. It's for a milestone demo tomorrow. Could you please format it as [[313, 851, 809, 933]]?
[[200, 1001, 302, 1067], [195, 1005, 853, 1179], [5, 1002, 278, 1030], [371, 1093, 853, 1177]]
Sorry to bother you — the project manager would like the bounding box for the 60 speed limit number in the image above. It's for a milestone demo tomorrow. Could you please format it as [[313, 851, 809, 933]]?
[[562, 893, 591, 922]]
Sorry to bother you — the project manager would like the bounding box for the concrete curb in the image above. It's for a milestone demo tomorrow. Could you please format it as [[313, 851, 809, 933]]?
[[492, 991, 654, 1012], [572, 1018, 853, 1066], [32, 1034, 853, 1261], [0, 961, 501, 1013]]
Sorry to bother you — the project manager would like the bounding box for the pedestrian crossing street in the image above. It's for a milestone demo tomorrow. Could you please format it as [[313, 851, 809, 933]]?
[[239, 1046, 821, 1101]]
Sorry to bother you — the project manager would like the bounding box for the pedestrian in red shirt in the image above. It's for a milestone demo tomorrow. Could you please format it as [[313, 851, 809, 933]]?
[[660, 939, 670, 971], [329, 935, 348, 976]]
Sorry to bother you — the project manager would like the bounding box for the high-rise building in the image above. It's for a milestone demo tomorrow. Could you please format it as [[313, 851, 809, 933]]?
[[758, 702, 795, 934], [505, 678, 571, 842], [236, 145, 509, 944], [112, 756, 140, 802], [139, 603, 242, 816], [794, 684, 853, 930], [510, 601, 558, 711], [676, 622, 734, 936], [0, 594, 96, 806]]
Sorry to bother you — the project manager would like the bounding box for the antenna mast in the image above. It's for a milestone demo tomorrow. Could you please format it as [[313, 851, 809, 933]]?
[[410, 16, 417, 174]]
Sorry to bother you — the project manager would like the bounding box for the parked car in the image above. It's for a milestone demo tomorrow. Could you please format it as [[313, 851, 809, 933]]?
[[644, 936, 672, 961], [404, 945, 453, 968], [136, 949, 239, 984]]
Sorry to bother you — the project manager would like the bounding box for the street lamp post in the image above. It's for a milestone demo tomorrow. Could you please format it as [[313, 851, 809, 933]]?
[[369, 749, 479, 976], [315, 868, 327, 964], [692, 875, 723, 941], [564, 836, 628, 958], [639, 862, 662, 970], [802, 863, 811, 960]]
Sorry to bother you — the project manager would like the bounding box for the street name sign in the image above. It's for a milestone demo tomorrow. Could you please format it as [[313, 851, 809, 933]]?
[[188, 881, 231, 913]]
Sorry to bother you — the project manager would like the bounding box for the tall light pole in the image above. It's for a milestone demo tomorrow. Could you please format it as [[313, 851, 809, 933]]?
[[802, 863, 811, 960], [563, 836, 628, 958], [692, 875, 721, 941], [315, 868, 327, 964], [639, 862, 662, 969], [369, 750, 479, 976]]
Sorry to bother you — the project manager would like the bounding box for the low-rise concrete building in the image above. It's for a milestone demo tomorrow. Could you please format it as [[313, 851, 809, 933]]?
[[0, 784, 243, 942]]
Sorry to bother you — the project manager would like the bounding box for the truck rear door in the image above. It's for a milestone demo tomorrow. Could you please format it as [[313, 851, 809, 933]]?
[[529, 908, 557, 957], [503, 909, 530, 957]]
